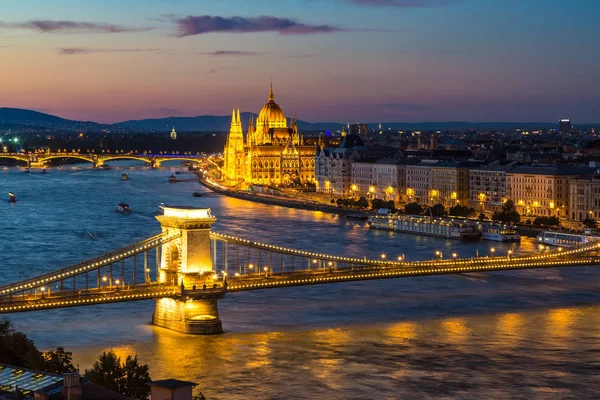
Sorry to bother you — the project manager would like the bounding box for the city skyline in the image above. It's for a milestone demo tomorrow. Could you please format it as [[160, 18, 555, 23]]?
[[1, 0, 599, 124]]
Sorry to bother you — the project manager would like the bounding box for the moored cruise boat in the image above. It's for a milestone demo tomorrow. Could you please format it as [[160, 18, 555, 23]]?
[[536, 231, 599, 248], [367, 214, 481, 240], [478, 223, 521, 242]]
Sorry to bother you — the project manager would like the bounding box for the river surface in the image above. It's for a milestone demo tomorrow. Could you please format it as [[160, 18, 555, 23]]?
[[2, 162, 600, 399]]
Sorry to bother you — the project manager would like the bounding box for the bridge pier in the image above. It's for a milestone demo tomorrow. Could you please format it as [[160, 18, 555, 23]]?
[[151, 158, 161, 168], [152, 290, 225, 334], [154, 206, 223, 334]]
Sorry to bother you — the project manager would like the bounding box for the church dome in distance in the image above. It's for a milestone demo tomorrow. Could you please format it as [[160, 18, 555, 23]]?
[[257, 82, 287, 129]]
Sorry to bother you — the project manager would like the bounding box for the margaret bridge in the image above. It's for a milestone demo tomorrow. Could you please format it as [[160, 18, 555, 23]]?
[[0, 206, 599, 334], [0, 152, 204, 168]]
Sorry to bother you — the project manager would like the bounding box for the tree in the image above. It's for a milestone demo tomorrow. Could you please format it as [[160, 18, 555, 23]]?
[[0, 319, 44, 371], [85, 351, 151, 400], [492, 200, 520, 224], [356, 196, 369, 209], [533, 216, 560, 227], [121, 355, 151, 400], [478, 213, 487, 220], [449, 204, 475, 218], [405, 202, 423, 215], [371, 198, 387, 210], [42, 347, 76, 375], [583, 218, 597, 228], [0, 320, 76, 374], [424, 203, 447, 217], [85, 351, 122, 394], [193, 393, 207, 400], [502, 199, 516, 213], [336, 198, 343, 206]]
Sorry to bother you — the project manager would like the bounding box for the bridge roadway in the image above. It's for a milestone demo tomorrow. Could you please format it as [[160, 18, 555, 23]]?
[[0, 253, 598, 313]]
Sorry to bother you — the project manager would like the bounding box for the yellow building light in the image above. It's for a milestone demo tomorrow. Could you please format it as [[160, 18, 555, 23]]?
[[549, 202, 555, 209], [325, 180, 330, 189], [369, 186, 376, 193], [351, 184, 358, 191], [451, 192, 457, 200], [479, 193, 486, 201], [386, 186, 394, 195], [517, 200, 524, 205], [407, 188, 414, 196], [431, 189, 438, 198], [533, 201, 539, 207]]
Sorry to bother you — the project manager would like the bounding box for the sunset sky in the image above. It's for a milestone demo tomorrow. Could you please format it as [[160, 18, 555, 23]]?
[[1, 0, 598, 124]]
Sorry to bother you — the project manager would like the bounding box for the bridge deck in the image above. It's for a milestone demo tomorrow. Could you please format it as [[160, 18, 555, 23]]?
[[227, 256, 600, 292]]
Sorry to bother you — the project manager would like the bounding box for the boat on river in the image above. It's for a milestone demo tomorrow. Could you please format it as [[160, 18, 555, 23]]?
[[193, 192, 203, 197], [536, 231, 598, 248], [368, 214, 481, 240], [121, 173, 129, 181], [169, 174, 177, 183], [345, 211, 369, 221], [7, 192, 16, 203], [116, 203, 130, 214], [478, 223, 521, 242]]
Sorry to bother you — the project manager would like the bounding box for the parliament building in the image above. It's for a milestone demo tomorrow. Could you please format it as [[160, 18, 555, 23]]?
[[223, 83, 317, 187]]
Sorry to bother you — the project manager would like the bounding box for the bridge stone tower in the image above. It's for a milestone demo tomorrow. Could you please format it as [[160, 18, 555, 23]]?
[[152, 206, 225, 334]]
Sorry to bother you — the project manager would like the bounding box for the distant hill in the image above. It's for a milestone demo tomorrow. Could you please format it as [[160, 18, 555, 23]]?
[[1, 107, 597, 133], [0, 108, 68, 124], [0, 107, 105, 130], [115, 112, 345, 132]]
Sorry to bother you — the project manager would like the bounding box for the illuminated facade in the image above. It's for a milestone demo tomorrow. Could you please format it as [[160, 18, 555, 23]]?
[[506, 167, 584, 217], [316, 134, 368, 197], [568, 174, 600, 221], [223, 83, 317, 186], [468, 162, 515, 212]]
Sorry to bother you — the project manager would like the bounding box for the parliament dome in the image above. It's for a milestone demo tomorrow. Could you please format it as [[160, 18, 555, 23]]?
[[257, 82, 287, 129]]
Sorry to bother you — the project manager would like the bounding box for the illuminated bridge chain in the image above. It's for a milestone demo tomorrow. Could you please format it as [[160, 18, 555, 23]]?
[[0, 232, 180, 302]]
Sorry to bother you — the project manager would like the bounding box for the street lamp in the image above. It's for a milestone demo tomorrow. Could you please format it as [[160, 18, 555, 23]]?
[[381, 254, 386, 260], [263, 266, 268, 277], [507, 250, 513, 258], [490, 248, 495, 257], [102, 276, 107, 288], [435, 250, 440, 260], [452, 252, 457, 259]]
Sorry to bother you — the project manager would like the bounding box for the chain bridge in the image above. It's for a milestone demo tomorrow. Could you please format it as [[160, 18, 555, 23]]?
[[0, 206, 599, 334], [0, 152, 203, 168]]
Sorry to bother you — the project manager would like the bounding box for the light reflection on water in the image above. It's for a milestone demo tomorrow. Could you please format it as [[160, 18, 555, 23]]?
[[2, 163, 600, 398]]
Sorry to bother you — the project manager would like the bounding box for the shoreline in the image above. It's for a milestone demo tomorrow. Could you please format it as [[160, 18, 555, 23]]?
[[198, 178, 350, 215]]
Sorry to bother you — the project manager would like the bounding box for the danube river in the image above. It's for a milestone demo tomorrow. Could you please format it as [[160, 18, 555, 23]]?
[[2, 162, 600, 399]]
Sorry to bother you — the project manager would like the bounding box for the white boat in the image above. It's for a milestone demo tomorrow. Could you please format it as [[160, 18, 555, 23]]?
[[368, 214, 481, 240], [7, 192, 16, 203], [478, 223, 521, 242], [116, 203, 130, 213], [536, 231, 598, 248]]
